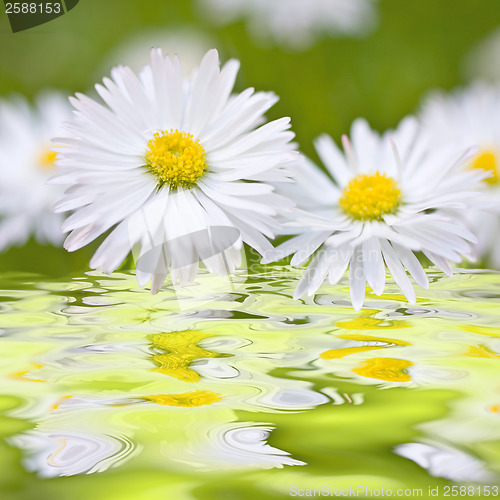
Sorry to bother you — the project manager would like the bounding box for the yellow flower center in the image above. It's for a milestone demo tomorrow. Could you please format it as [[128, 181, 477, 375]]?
[[470, 149, 499, 184], [145, 390, 223, 407], [38, 148, 58, 170], [145, 129, 207, 189], [339, 172, 401, 221], [489, 404, 500, 414]]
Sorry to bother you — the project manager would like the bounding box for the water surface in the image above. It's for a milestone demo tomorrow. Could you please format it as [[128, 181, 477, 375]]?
[[0, 267, 499, 499]]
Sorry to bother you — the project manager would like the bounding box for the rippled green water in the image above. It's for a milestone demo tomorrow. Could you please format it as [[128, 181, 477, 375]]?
[[0, 267, 499, 499]]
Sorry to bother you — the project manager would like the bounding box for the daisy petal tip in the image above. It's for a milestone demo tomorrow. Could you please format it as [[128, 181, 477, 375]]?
[[225, 58, 240, 70], [466, 145, 480, 158], [63, 240, 75, 252], [204, 48, 220, 64], [341, 134, 351, 146], [91, 263, 103, 274], [261, 251, 281, 264]]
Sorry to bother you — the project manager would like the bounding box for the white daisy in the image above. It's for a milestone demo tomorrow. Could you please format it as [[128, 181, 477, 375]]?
[[419, 83, 500, 269], [199, 0, 378, 50], [0, 93, 70, 251], [264, 117, 484, 310], [52, 49, 295, 293]]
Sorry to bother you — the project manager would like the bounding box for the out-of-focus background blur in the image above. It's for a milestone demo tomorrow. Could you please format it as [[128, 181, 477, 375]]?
[[1, 0, 500, 275]]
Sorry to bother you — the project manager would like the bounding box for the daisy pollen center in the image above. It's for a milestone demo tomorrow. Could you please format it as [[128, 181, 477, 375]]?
[[38, 148, 58, 170], [146, 129, 207, 189], [471, 149, 498, 185], [339, 172, 401, 221]]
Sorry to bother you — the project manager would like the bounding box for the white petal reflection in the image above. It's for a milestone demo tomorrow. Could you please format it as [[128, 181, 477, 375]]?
[[9, 430, 138, 477], [256, 388, 329, 410], [195, 358, 241, 379], [395, 442, 496, 483], [172, 422, 305, 470]]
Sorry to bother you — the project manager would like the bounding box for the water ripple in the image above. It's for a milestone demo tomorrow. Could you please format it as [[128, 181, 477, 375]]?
[[0, 268, 499, 486]]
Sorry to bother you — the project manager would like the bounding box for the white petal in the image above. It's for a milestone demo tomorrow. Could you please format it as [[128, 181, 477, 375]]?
[[391, 243, 429, 289], [349, 246, 366, 310], [362, 237, 385, 295], [314, 134, 351, 186], [327, 246, 353, 285], [380, 239, 416, 304]]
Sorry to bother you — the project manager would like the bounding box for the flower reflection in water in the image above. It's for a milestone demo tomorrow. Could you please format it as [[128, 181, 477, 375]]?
[[0, 268, 499, 486]]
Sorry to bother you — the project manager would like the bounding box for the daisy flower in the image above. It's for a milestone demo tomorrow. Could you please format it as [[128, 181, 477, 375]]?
[[53, 49, 295, 293], [0, 93, 70, 251], [264, 117, 484, 310], [199, 0, 378, 50], [419, 83, 500, 269]]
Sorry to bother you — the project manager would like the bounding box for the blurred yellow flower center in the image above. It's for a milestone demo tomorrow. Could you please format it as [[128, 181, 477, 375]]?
[[471, 150, 499, 184], [145, 390, 223, 407], [146, 129, 207, 189], [339, 172, 401, 221], [38, 148, 58, 170]]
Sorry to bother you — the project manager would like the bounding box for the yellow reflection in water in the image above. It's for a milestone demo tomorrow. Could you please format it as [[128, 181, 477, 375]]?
[[51, 395, 72, 412], [321, 334, 410, 360], [353, 358, 414, 382], [462, 345, 500, 359], [9, 362, 46, 383], [336, 317, 410, 330], [145, 391, 223, 407], [462, 325, 500, 338], [149, 330, 222, 383], [321, 345, 386, 359]]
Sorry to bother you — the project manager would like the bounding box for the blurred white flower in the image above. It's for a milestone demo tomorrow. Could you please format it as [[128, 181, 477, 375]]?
[[463, 27, 500, 83], [419, 83, 500, 269], [265, 117, 484, 310], [99, 27, 216, 75], [53, 49, 295, 293], [0, 93, 70, 251], [199, 0, 378, 50], [395, 441, 496, 483]]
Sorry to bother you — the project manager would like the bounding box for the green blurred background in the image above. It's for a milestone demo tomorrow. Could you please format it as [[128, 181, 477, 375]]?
[[1, 0, 500, 275]]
